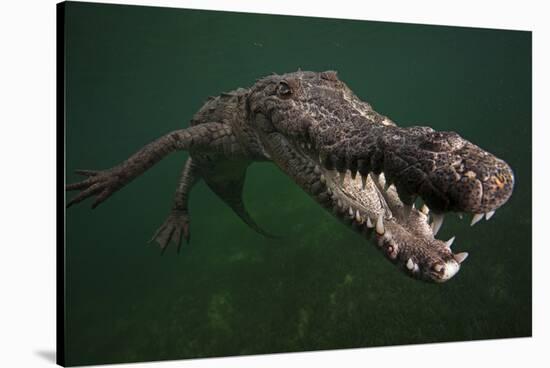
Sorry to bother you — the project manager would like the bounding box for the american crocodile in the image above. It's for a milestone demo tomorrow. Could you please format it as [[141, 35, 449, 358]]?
[[66, 70, 514, 283]]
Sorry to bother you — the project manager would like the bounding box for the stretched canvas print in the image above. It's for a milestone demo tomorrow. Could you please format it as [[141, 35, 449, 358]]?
[[58, 1, 532, 366]]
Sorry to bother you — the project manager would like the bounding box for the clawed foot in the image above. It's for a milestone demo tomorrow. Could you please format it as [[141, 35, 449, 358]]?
[[66, 169, 124, 208], [150, 210, 190, 253]]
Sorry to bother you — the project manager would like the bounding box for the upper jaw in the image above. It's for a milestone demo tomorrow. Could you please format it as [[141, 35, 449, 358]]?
[[374, 127, 515, 216], [307, 122, 514, 217]]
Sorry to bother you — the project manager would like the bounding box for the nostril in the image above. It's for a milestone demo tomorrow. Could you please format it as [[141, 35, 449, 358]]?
[[479, 163, 515, 211]]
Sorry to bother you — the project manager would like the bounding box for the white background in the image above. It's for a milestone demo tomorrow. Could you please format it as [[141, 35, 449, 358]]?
[[0, 0, 546, 367]]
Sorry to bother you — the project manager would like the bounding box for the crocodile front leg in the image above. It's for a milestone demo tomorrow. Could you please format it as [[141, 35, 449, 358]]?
[[66, 122, 241, 209], [150, 157, 201, 252]]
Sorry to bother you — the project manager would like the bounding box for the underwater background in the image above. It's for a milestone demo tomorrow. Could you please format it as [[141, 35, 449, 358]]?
[[63, 2, 532, 366]]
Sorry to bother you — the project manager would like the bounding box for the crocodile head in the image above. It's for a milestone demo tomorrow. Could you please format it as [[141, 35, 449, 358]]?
[[247, 70, 514, 283]]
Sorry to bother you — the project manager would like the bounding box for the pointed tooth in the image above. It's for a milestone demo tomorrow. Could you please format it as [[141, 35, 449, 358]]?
[[454, 252, 469, 264], [319, 174, 326, 184], [313, 165, 322, 175], [366, 217, 374, 228], [355, 210, 362, 223], [485, 211, 495, 220], [458, 213, 463, 220], [406, 258, 414, 270], [378, 173, 386, 188], [349, 206, 354, 216], [421, 204, 430, 215], [376, 214, 385, 235], [337, 200, 343, 208], [470, 213, 484, 226], [445, 236, 456, 248], [361, 175, 367, 190], [431, 213, 445, 235]]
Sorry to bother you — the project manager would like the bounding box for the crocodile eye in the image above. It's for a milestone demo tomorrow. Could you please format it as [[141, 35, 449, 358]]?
[[277, 81, 292, 98]]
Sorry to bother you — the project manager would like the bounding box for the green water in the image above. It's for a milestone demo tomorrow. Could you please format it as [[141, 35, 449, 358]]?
[[63, 2, 532, 366]]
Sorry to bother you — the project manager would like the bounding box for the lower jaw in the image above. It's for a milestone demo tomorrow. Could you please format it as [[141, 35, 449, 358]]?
[[306, 176, 459, 282]]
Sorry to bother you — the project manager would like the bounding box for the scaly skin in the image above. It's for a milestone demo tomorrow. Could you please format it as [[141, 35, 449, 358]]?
[[66, 70, 514, 283]]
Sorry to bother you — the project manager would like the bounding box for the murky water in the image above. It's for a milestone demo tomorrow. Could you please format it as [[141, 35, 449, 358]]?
[[64, 2, 531, 366]]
